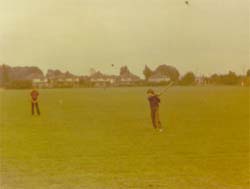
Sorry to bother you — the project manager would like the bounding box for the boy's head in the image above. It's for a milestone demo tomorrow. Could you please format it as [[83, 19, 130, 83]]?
[[147, 89, 155, 97]]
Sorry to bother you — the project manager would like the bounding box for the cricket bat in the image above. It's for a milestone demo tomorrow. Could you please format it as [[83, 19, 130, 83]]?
[[158, 81, 174, 96]]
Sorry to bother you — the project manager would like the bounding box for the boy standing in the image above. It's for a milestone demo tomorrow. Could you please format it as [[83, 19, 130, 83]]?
[[30, 88, 40, 115], [147, 89, 162, 131]]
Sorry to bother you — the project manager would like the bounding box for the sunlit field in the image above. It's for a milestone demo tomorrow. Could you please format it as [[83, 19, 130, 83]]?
[[0, 87, 249, 189]]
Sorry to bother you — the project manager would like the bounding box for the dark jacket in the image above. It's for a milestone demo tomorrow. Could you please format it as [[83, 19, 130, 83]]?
[[31, 90, 39, 101], [148, 95, 160, 109]]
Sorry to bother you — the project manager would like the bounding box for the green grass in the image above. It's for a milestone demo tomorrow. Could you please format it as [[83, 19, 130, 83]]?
[[0, 87, 249, 189]]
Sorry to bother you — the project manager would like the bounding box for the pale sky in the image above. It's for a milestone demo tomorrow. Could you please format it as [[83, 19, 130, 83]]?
[[0, 0, 249, 77]]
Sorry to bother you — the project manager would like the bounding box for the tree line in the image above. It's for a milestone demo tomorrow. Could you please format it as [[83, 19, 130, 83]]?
[[142, 65, 250, 86], [0, 64, 250, 88]]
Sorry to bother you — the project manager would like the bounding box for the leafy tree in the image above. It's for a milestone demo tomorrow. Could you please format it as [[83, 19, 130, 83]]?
[[209, 71, 240, 85], [224, 71, 238, 85], [210, 74, 220, 84], [154, 65, 180, 81], [120, 66, 130, 76], [247, 69, 250, 77], [2, 64, 10, 86], [143, 65, 153, 80], [180, 72, 196, 85]]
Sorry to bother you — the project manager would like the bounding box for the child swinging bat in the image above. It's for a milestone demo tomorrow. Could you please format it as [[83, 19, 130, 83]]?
[[146, 82, 174, 131]]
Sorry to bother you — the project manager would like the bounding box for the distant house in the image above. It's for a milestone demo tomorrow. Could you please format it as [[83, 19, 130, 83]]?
[[65, 77, 80, 83], [90, 71, 118, 87], [61, 77, 79, 87], [119, 73, 141, 86], [148, 73, 170, 83], [24, 72, 48, 88], [52, 76, 79, 88], [241, 76, 250, 87], [196, 76, 208, 85], [46, 69, 80, 88], [32, 78, 49, 88]]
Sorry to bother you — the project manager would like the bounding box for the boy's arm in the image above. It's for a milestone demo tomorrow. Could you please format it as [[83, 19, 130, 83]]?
[[31, 99, 38, 103], [30, 96, 36, 103], [29, 92, 32, 103], [157, 96, 161, 102], [30, 94, 38, 103]]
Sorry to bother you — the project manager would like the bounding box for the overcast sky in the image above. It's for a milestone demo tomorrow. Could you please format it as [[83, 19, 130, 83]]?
[[0, 0, 249, 76]]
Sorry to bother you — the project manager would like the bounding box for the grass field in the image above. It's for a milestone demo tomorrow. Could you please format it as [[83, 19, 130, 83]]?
[[0, 86, 249, 189]]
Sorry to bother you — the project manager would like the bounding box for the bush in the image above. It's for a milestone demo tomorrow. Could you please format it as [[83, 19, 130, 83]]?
[[6, 80, 32, 89]]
